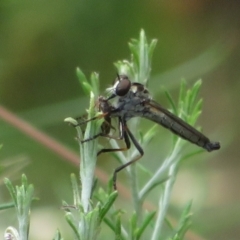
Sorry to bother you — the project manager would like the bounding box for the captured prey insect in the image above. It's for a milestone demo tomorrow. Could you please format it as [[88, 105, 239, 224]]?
[[79, 75, 221, 189]]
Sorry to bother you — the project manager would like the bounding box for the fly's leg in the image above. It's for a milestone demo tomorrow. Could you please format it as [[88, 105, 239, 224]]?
[[74, 113, 112, 142], [97, 117, 131, 156], [81, 117, 117, 143], [113, 120, 144, 190], [81, 132, 109, 143], [81, 132, 123, 143], [75, 113, 108, 126]]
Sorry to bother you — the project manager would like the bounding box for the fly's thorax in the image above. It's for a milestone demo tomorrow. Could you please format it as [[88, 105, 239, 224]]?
[[117, 85, 152, 104], [117, 95, 143, 111], [131, 82, 150, 99], [110, 95, 151, 120]]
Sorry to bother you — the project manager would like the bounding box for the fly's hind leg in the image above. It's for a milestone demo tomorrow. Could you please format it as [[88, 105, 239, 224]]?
[[112, 120, 144, 190]]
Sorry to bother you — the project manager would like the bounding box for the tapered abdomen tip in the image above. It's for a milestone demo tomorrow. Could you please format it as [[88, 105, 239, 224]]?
[[205, 141, 221, 152]]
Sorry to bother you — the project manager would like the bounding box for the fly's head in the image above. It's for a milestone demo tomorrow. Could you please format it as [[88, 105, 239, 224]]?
[[106, 74, 131, 100], [106, 74, 152, 103]]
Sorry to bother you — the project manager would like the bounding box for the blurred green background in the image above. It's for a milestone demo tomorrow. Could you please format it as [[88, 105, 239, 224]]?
[[0, 1, 239, 239]]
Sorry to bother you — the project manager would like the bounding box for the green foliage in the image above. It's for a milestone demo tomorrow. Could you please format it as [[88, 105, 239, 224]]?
[[134, 211, 156, 240], [52, 229, 64, 240], [114, 29, 157, 84], [169, 201, 192, 240], [0, 201, 15, 211], [76, 68, 100, 97], [3, 29, 210, 240], [69, 29, 204, 240], [64, 70, 105, 239], [4, 174, 34, 240]]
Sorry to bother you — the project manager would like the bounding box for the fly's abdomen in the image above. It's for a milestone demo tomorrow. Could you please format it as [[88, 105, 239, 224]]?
[[143, 107, 220, 151]]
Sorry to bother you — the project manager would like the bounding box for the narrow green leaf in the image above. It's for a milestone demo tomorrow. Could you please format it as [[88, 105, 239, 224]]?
[[137, 162, 153, 176], [52, 229, 64, 240], [130, 212, 137, 239], [129, 43, 140, 68], [138, 130, 144, 145], [76, 67, 86, 80], [0, 201, 15, 210], [90, 72, 99, 97], [114, 60, 131, 77], [99, 191, 118, 220], [4, 178, 17, 206], [140, 176, 169, 202], [115, 214, 122, 240], [65, 212, 81, 240], [81, 82, 92, 95], [184, 89, 191, 116], [64, 117, 78, 126], [21, 174, 28, 188], [179, 149, 204, 164], [25, 184, 34, 205], [191, 99, 203, 121], [76, 67, 92, 95], [142, 124, 158, 144], [188, 79, 202, 111], [70, 173, 81, 206], [148, 39, 158, 60], [164, 216, 174, 231], [135, 211, 156, 240], [174, 201, 192, 240], [107, 176, 114, 195], [164, 88, 177, 115], [178, 80, 187, 110], [189, 110, 202, 126], [103, 217, 116, 232], [91, 178, 98, 198]]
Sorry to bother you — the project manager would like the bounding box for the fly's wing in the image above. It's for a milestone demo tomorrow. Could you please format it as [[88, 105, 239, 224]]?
[[144, 100, 220, 151]]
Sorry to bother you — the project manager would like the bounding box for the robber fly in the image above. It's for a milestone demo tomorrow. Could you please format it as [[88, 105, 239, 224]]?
[[106, 75, 221, 151], [79, 75, 220, 189]]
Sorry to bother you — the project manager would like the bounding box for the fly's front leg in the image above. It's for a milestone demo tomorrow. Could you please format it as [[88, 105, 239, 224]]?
[[74, 113, 110, 143], [75, 113, 108, 127], [81, 127, 119, 143], [81, 132, 108, 143]]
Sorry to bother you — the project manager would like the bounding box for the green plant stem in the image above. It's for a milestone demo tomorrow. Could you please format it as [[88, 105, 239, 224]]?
[[77, 92, 101, 213], [0, 201, 15, 210], [151, 162, 178, 240], [139, 139, 182, 200], [129, 162, 141, 218]]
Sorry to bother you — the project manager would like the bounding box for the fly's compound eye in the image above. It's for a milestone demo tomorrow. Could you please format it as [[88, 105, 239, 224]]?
[[115, 75, 131, 96]]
